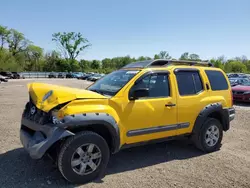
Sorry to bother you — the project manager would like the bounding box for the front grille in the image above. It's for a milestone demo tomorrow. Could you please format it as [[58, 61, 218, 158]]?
[[233, 91, 244, 95], [23, 101, 52, 125]]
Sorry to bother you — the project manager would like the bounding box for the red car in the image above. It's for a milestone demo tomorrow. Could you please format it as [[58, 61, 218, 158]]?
[[232, 82, 250, 102]]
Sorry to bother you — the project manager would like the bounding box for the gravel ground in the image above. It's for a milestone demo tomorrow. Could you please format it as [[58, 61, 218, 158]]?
[[0, 79, 250, 188]]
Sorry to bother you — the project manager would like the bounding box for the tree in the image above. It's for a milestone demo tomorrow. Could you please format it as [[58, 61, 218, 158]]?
[[158, 51, 171, 59], [79, 59, 91, 71], [137, 56, 151, 61], [52, 32, 91, 61], [26, 45, 43, 61], [90, 60, 100, 69], [189, 53, 200, 61], [154, 54, 160, 59], [0, 48, 19, 71], [0, 25, 10, 50], [210, 59, 224, 70], [25, 45, 43, 71], [224, 61, 247, 73], [179, 52, 200, 61], [7, 29, 29, 56], [179, 52, 189, 60], [102, 58, 112, 69], [217, 55, 227, 64], [234, 55, 248, 63], [243, 60, 250, 73]]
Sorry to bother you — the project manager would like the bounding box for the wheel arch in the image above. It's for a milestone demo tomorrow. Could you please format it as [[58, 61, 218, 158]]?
[[58, 113, 120, 154], [192, 103, 229, 135]]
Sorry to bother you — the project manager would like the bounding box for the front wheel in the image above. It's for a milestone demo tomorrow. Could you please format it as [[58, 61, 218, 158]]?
[[193, 118, 223, 153], [58, 131, 110, 184]]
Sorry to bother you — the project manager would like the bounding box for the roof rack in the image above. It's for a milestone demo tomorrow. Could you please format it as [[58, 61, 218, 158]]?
[[122, 59, 214, 69]]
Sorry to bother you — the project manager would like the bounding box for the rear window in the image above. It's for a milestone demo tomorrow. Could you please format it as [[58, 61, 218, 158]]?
[[205, 70, 229, 91]]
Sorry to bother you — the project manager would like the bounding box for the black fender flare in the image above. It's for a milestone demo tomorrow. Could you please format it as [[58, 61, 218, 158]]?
[[57, 113, 120, 153], [192, 103, 230, 135]]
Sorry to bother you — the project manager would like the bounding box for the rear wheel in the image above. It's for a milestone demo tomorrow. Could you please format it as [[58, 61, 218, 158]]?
[[58, 131, 110, 184], [193, 118, 223, 152]]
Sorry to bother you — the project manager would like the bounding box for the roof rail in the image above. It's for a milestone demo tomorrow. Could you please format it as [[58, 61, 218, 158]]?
[[122, 59, 214, 69], [148, 59, 213, 67]]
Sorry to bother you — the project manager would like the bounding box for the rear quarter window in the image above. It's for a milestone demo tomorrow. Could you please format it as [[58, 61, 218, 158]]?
[[205, 70, 229, 91]]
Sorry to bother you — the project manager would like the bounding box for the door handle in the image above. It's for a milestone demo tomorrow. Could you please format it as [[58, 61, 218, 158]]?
[[165, 103, 176, 107]]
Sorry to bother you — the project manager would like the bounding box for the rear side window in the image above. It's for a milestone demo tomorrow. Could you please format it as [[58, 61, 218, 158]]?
[[175, 71, 203, 96], [205, 70, 229, 91]]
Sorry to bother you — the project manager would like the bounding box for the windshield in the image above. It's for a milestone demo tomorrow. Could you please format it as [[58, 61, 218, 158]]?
[[241, 82, 250, 86], [229, 79, 237, 83], [87, 70, 139, 96]]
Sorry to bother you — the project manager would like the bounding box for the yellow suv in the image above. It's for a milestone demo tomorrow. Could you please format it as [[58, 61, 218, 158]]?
[[20, 60, 235, 184]]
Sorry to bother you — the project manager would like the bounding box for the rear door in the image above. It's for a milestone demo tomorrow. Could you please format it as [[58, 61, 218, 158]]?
[[174, 68, 210, 135]]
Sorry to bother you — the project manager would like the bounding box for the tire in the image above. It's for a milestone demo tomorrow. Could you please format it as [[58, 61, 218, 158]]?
[[193, 118, 223, 153], [58, 131, 110, 184]]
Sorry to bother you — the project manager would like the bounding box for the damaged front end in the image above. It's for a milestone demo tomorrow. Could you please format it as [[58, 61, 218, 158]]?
[[20, 82, 108, 159], [20, 100, 74, 159]]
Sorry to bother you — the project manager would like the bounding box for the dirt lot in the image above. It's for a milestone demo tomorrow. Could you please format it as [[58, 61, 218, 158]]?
[[0, 79, 250, 188]]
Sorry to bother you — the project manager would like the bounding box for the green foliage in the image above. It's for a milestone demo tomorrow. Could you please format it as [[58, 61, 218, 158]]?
[[79, 59, 91, 71], [179, 52, 189, 60], [224, 61, 247, 73], [210, 59, 224, 70], [0, 24, 250, 74], [7, 29, 29, 56], [52, 32, 91, 60], [90, 60, 101, 69], [0, 25, 10, 50], [179, 52, 200, 61], [158, 51, 171, 59], [0, 49, 20, 71]]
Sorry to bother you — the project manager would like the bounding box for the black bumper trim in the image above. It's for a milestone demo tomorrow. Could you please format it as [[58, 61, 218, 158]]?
[[20, 118, 74, 159]]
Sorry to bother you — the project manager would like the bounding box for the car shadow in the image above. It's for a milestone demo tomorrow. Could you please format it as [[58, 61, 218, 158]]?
[[0, 139, 205, 187]]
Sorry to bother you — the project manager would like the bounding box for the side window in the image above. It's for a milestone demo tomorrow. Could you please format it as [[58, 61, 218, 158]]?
[[205, 70, 229, 91], [175, 71, 203, 96], [132, 73, 170, 98]]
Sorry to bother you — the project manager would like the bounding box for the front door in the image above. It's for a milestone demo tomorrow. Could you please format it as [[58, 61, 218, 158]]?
[[122, 71, 178, 144]]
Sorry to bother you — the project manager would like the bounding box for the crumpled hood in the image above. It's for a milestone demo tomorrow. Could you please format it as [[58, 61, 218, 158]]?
[[28, 83, 107, 112]]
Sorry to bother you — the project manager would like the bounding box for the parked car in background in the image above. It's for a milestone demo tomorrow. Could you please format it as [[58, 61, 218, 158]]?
[[0, 75, 8, 82], [77, 73, 86, 79], [66, 72, 74, 78], [11, 72, 21, 79], [58, 73, 65, 78], [229, 78, 249, 87], [80, 72, 94, 80], [87, 73, 103, 81], [232, 81, 250, 102], [48, 72, 57, 78], [228, 73, 248, 79], [74, 72, 84, 79], [0, 71, 14, 79]]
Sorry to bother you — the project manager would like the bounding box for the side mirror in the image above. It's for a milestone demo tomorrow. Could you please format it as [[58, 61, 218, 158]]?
[[129, 88, 149, 100]]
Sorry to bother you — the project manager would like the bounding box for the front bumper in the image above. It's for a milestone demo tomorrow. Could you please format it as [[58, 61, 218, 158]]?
[[228, 107, 235, 122], [20, 117, 74, 159], [233, 94, 250, 102]]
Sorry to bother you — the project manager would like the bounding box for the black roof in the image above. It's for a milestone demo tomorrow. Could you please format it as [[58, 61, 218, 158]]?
[[122, 59, 213, 69]]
